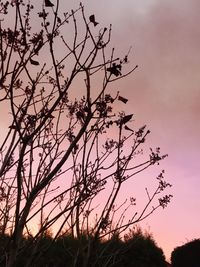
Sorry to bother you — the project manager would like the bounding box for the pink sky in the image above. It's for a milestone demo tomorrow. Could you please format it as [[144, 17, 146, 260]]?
[[1, 0, 200, 262], [70, 0, 200, 261]]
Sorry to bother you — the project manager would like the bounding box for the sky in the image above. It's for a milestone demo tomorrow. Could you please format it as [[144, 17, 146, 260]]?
[[72, 0, 200, 261], [1, 0, 200, 262]]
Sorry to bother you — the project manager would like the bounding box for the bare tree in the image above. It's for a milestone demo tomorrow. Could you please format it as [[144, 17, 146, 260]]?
[[0, 1, 172, 266]]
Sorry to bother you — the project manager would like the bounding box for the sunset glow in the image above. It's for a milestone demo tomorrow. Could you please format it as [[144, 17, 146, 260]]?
[[67, 0, 200, 261], [0, 0, 200, 263]]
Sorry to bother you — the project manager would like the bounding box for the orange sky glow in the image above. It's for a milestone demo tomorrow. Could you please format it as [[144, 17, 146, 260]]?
[[1, 0, 200, 262]]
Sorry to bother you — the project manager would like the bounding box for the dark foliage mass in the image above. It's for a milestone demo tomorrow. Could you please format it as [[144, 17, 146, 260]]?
[[171, 239, 200, 267], [0, 229, 167, 267]]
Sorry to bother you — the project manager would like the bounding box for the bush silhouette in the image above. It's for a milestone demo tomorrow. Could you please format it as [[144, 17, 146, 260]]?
[[0, 229, 168, 267], [121, 228, 166, 267], [171, 239, 200, 267]]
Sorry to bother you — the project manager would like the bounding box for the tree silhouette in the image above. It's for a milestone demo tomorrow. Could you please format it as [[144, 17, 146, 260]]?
[[0, 1, 172, 266]]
